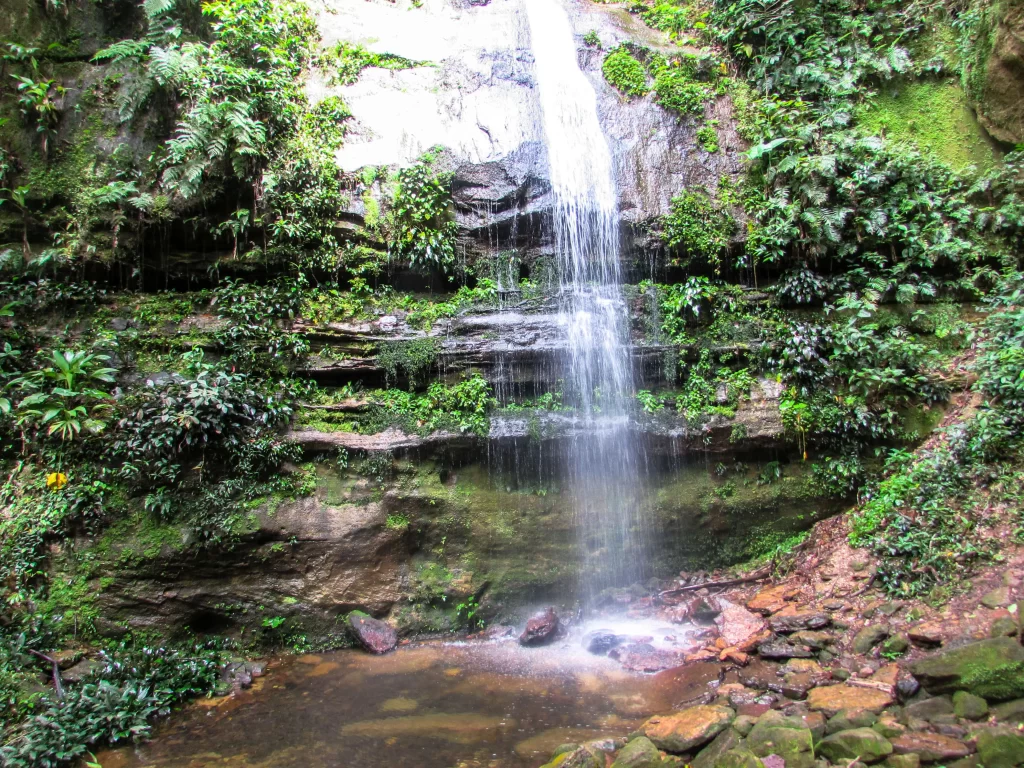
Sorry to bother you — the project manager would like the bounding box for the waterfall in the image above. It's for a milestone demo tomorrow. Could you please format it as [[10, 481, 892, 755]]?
[[523, 0, 650, 600]]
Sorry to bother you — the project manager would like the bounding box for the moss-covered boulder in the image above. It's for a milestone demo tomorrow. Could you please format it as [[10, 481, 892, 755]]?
[[818, 728, 893, 763], [975, 725, 1024, 768], [744, 711, 815, 768], [542, 744, 605, 768], [714, 750, 765, 768], [953, 691, 989, 720], [612, 737, 666, 768], [909, 637, 1024, 701], [692, 727, 743, 768]]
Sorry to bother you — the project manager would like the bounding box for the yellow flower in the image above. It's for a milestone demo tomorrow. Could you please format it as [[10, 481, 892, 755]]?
[[46, 472, 67, 490]]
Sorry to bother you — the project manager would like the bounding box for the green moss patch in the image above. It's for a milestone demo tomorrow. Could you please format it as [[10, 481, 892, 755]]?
[[860, 79, 1000, 171]]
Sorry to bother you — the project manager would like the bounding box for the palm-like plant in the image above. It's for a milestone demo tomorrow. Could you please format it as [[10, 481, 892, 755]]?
[[9, 350, 117, 444]]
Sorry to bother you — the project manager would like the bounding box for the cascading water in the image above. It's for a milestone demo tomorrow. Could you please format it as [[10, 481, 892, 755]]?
[[523, 0, 650, 600]]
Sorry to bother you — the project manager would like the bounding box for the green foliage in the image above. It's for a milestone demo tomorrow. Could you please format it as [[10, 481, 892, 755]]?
[[696, 123, 719, 152], [329, 42, 421, 86], [213, 279, 309, 370], [662, 189, 734, 271], [0, 639, 222, 768], [377, 337, 439, 389], [6, 350, 117, 446], [365, 374, 495, 437], [583, 30, 601, 49], [848, 276, 1024, 596], [652, 66, 711, 115], [636, 390, 664, 413], [387, 161, 459, 272], [113, 349, 294, 491], [602, 47, 649, 97]]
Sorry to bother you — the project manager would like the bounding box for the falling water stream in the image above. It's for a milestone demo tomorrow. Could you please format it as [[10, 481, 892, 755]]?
[[102, 3, 688, 766], [523, 0, 650, 599]]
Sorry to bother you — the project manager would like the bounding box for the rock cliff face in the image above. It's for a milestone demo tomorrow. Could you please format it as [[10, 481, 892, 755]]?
[[314, 0, 746, 266], [967, 0, 1024, 144]]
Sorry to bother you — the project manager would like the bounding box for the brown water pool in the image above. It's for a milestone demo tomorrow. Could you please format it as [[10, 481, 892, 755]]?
[[98, 620, 714, 768]]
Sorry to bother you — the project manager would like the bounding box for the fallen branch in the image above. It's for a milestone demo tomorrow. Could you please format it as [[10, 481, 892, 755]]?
[[659, 567, 771, 597], [28, 649, 64, 700]]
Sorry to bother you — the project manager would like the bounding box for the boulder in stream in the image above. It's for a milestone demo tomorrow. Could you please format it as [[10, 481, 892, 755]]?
[[347, 610, 397, 654], [520, 607, 560, 646], [583, 629, 623, 655]]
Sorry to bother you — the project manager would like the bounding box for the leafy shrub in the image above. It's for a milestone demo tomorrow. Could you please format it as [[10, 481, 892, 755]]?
[[330, 42, 421, 86], [662, 189, 734, 271], [0, 640, 222, 768], [602, 47, 649, 96], [113, 352, 293, 489], [388, 162, 459, 271], [653, 68, 711, 115], [696, 124, 719, 152]]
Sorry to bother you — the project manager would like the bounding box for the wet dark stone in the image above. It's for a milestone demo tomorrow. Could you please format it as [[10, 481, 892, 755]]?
[[610, 643, 684, 673], [583, 630, 623, 655], [758, 640, 815, 660], [347, 610, 398, 654], [519, 607, 560, 647]]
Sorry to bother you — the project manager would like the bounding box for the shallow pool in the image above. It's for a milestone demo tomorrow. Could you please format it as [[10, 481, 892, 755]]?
[[100, 618, 716, 767]]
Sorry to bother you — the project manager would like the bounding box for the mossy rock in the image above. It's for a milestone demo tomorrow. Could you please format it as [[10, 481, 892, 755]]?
[[974, 725, 1024, 768], [714, 749, 765, 768], [612, 736, 665, 768], [910, 637, 1024, 702], [817, 728, 893, 764], [744, 712, 814, 768]]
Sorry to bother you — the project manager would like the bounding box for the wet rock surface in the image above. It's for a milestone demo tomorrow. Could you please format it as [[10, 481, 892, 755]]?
[[347, 610, 398, 654], [520, 607, 561, 646]]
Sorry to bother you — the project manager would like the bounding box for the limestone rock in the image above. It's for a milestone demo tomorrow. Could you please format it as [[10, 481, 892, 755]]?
[[883, 755, 920, 768], [975, 725, 1024, 768], [520, 607, 560, 647], [715, 600, 768, 648], [807, 684, 894, 717], [908, 623, 945, 646], [909, 637, 1024, 701], [891, 732, 973, 763], [545, 744, 605, 768], [61, 658, 102, 684], [818, 728, 894, 764], [347, 610, 397, 654], [584, 630, 624, 655], [758, 639, 815, 660], [747, 585, 795, 616], [905, 696, 954, 722], [639, 706, 735, 753], [968, 0, 1024, 144]]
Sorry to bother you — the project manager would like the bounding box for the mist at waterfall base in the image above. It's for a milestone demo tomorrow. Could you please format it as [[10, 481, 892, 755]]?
[[518, 0, 652, 604]]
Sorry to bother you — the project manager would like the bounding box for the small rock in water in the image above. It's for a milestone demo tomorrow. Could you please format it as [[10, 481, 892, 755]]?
[[347, 610, 398, 654], [583, 629, 623, 655], [520, 607, 560, 646]]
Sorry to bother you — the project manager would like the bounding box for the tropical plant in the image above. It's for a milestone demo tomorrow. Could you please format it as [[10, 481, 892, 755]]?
[[7, 351, 116, 445]]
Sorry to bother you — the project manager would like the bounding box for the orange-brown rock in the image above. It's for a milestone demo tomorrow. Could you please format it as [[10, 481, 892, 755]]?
[[806, 684, 895, 718], [720, 648, 751, 666], [638, 705, 735, 753], [747, 585, 798, 615]]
